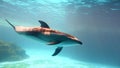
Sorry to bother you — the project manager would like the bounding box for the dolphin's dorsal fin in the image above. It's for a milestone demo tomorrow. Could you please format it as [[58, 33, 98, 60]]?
[[38, 20, 50, 28], [47, 41, 61, 45], [52, 47, 63, 56]]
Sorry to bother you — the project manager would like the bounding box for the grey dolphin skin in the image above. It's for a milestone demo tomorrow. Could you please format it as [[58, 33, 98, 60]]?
[[5, 19, 83, 56]]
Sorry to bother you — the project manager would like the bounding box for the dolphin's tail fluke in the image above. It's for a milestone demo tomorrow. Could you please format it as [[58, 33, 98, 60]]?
[[5, 19, 15, 29]]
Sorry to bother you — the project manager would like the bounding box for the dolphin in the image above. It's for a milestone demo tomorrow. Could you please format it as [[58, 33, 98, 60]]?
[[5, 19, 83, 56]]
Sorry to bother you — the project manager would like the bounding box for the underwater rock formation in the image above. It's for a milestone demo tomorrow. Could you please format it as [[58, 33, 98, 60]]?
[[0, 40, 29, 62]]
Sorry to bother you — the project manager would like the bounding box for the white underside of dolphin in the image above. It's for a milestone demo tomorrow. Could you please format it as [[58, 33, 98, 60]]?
[[5, 19, 83, 56]]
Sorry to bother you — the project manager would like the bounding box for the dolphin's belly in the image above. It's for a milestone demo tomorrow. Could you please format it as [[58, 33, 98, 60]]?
[[37, 33, 67, 42], [60, 40, 79, 46], [25, 31, 67, 42]]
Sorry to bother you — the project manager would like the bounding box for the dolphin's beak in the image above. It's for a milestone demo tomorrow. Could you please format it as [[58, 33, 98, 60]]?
[[78, 41, 83, 45], [5, 19, 15, 29], [76, 40, 83, 45]]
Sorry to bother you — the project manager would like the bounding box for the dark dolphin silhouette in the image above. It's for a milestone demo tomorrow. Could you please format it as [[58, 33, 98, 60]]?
[[5, 19, 83, 56]]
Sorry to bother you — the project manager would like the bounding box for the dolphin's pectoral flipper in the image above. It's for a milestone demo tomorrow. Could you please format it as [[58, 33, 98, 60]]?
[[38, 20, 50, 28], [52, 47, 63, 56], [5, 19, 15, 29], [48, 41, 61, 45]]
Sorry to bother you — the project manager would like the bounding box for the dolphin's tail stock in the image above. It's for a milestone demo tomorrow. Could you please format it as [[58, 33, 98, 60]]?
[[5, 19, 15, 29]]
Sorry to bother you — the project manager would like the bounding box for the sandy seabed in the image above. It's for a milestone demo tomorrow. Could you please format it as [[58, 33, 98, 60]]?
[[0, 55, 118, 68]]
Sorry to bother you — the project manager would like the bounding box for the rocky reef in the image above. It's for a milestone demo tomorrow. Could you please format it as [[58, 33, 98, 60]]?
[[0, 40, 29, 62]]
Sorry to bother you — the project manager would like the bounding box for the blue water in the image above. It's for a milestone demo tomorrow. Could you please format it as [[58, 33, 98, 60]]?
[[0, 0, 120, 68]]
